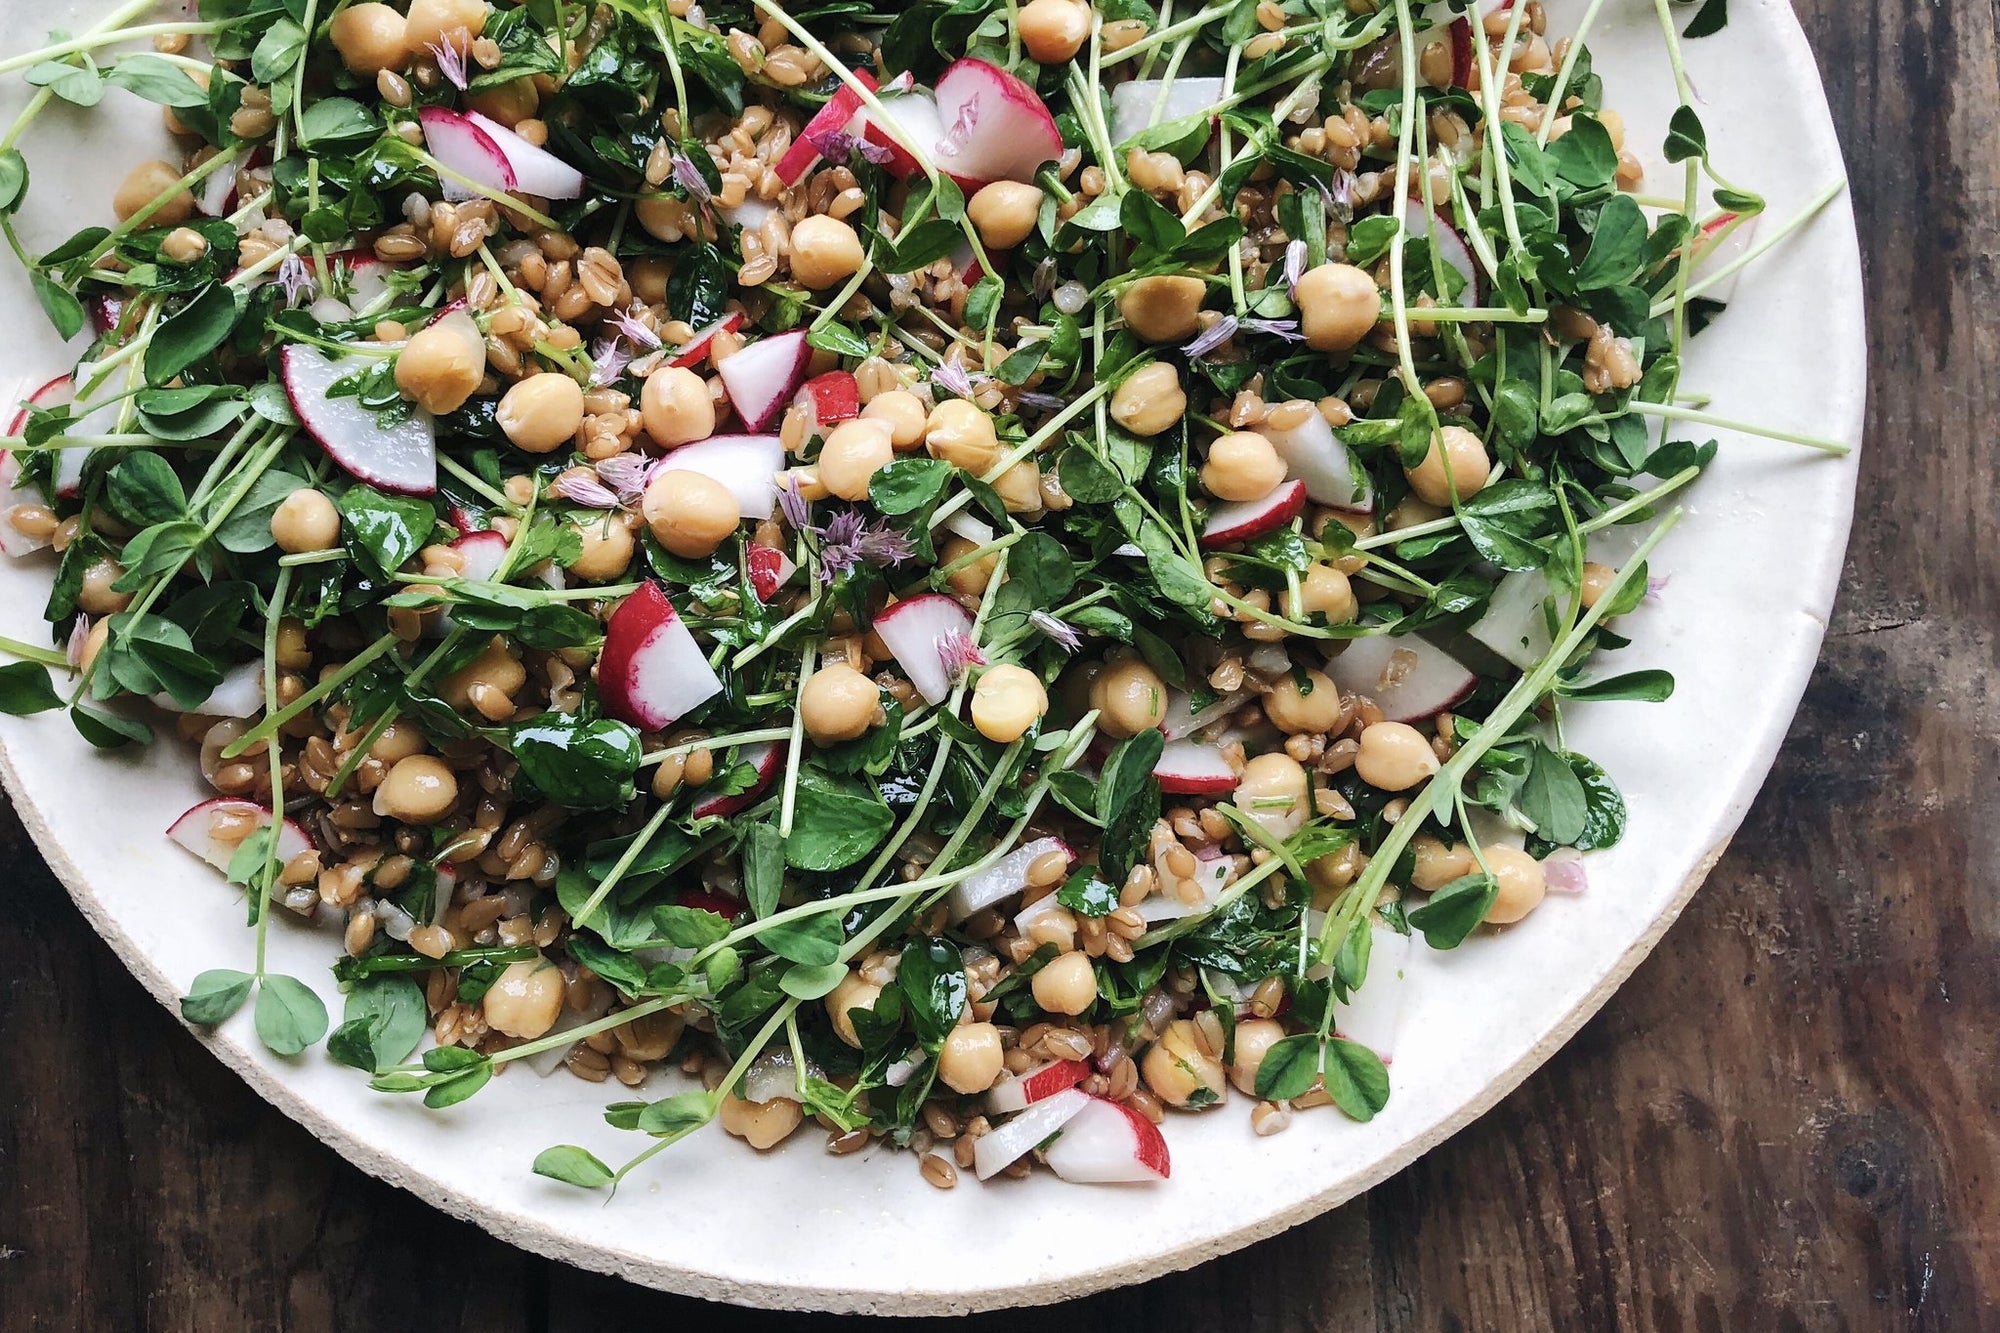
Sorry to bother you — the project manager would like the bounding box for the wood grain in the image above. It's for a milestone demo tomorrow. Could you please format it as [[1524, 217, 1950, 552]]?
[[4, 2, 1998, 1328]]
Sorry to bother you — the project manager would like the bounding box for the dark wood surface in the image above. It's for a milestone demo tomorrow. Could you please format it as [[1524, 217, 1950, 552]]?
[[5, 3, 1998, 1328]]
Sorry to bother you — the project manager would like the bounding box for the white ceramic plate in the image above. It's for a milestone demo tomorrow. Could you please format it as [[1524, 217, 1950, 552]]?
[[0, 0, 1861, 1314]]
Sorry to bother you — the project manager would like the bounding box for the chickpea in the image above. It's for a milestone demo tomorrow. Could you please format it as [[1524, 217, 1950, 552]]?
[[1483, 845, 1547, 925], [1282, 563, 1358, 624], [992, 460, 1044, 515], [481, 956, 565, 1038], [967, 180, 1043, 250], [801, 662, 879, 745], [78, 619, 110, 676], [270, 488, 341, 554], [568, 517, 635, 582], [113, 160, 194, 226], [789, 215, 865, 290], [1018, 0, 1091, 62], [1090, 657, 1167, 738], [77, 558, 132, 615], [495, 372, 585, 454], [642, 468, 739, 559], [1261, 668, 1342, 734], [404, 0, 488, 53], [1201, 431, 1287, 503], [1118, 274, 1207, 343], [939, 535, 998, 598], [861, 389, 928, 450], [938, 1021, 1006, 1094], [971, 664, 1048, 743], [1109, 362, 1187, 437], [825, 971, 883, 1047], [328, 3, 408, 76], [924, 399, 1000, 474], [396, 312, 486, 416], [1295, 262, 1381, 352], [441, 636, 526, 710], [816, 418, 894, 502], [1228, 1017, 1287, 1095], [369, 720, 428, 764], [1141, 1018, 1229, 1108], [1410, 835, 1476, 892], [1354, 721, 1440, 791], [1234, 751, 1311, 839], [641, 366, 716, 447], [1579, 561, 1616, 610], [373, 754, 459, 823], [718, 1092, 804, 1150], [1406, 425, 1491, 506], [1031, 950, 1098, 1016]]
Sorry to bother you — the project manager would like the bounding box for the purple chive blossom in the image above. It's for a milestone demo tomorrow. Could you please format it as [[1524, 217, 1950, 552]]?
[[607, 306, 663, 350], [1030, 610, 1082, 654], [854, 137, 895, 165], [1182, 315, 1239, 360], [814, 510, 912, 584], [856, 524, 914, 567], [588, 337, 631, 387], [277, 253, 314, 308], [594, 453, 650, 505], [671, 152, 713, 205], [804, 126, 858, 161], [1242, 317, 1303, 342], [936, 628, 986, 684], [554, 472, 621, 508], [1330, 168, 1357, 216], [930, 358, 976, 399], [937, 100, 979, 158], [427, 39, 468, 91], [1543, 847, 1589, 895], [1032, 257, 1059, 301], [1646, 573, 1671, 604], [65, 616, 89, 670], [1284, 239, 1308, 295], [778, 473, 813, 532]]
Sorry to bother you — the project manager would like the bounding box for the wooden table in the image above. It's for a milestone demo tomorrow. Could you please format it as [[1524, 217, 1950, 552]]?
[[4, 3, 1996, 1328]]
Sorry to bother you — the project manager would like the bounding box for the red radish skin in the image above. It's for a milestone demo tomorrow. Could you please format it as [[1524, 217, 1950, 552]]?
[[450, 530, 510, 583], [667, 312, 746, 369], [716, 330, 811, 431], [10, 374, 98, 501], [794, 371, 859, 438], [677, 887, 743, 918], [872, 592, 976, 706], [689, 741, 783, 819], [463, 110, 584, 199], [932, 59, 1064, 188], [1200, 478, 1308, 548], [1043, 1096, 1171, 1184], [167, 798, 314, 873], [1154, 739, 1239, 796], [86, 293, 127, 337], [597, 582, 724, 731], [746, 541, 796, 600], [972, 1087, 1092, 1180], [280, 344, 438, 495], [647, 434, 785, 520], [418, 106, 516, 200], [986, 1058, 1090, 1115], [775, 70, 878, 184], [1323, 634, 1477, 722], [1402, 195, 1483, 303]]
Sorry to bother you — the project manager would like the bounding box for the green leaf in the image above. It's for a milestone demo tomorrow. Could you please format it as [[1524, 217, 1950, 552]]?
[[31, 272, 85, 340], [250, 18, 307, 83], [1253, 1032, 1322, 1101], [1320, 1037, 1391, 1121], [1097, 729, 1163, 883], [880, 218, 962, 273], [1682, 0, 1729, 37], [1344, 214, 1401, 267], [1568, 754, 1628, 850], [652, 903, 734, 948], [1408, 873, 1499, 949], [895, 937, 967, 1050], [1518, 742, 1589, 845], [532, 1145, 614, 1188], [510, 714, 642, 810], [145, 285, 244, 384], [26, 60, 104, 107], [741, 822, 784, 919], [253, 974, 329, 1055], [1575, 195, 1648, 291], [1556, 669, 1675, 703], [0, 662, 62, 715], [180, 968, 254, 1025], [71, 702, 151, 748], [214, 469, 310, 554], [106, 54, 210, 107], [1664, 105, 1707, 163], [1458, 480, 1556, 572], [780, 959, 848, 1000], [423, 1059, 492, 1108], [758, 910, 843, 967], [1548, 116, 1618, 189], [636, 1088, 714, 1137], [0, 149, 27, 213], [1120, 189, 1185, 253], [337, 484, 437, 580], [868, 457, 953, 515], [300, 96, 380, 148], [784, 767, 893, 871], [107, 452, 189, 527], [1055, 870, 1119, 918]]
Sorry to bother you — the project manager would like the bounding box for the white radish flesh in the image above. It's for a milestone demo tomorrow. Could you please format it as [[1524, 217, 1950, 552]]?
[[597, 582, 723, 731], [1201, 478, 1307, 547], [1109, 77, 1228, 146], [972, 1087, 1092, 1180], [946, 834, 1070, 922], [986, 1058, 1091, 1115], [715, 330, 811, 431], [1154, 739, 1239, 796], [873, 593, 975, 706], [166, 798, 312, 873], [1259, 410, 1373, 513], [1466, 569, 1555, 672], [281, 344, 437, 495], [1323, 634, 1477, 722], [932, 59, 1065, 187], [417, 107, 515, 201], [1043, 1096, 1172, 1183], [648, 434, 785, 520]]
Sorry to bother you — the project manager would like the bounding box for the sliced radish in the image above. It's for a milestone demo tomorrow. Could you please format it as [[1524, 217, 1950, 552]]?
[[932, 59, 1064, 188], [150, 660, 264, 718], [873, 592, 975, 706], [716, 330, 811, 432], [281, 343, 437, 495], [972, 1087, 1091, 1180], [1137, 852, 1231, 924], [939, 510, 995, 548], [1400, 195, 1483, 303], [418, 106, 515, 201], [308, 252, 395, 310], [597, 582, 723, 731], [1200, 478, 1307, 548], [1323, 634, 1477, 722], [720, 196, 775, 233], [1333, 924, 1412, 1062], [745, 540, 795, 600], [1466, 569, 1559, 672], [450, 529, 510, 583], [1691, 212, 1757, 303], [666, 311, 746, 369], [986, 1058, 1090, 1115], [690, 741, 783, 819], [1260, 410, 1373, 513], [1109, 77, 1228, 146], [793, 370, 859, 439], [647, 433, 784, 520], [167, 797, 312, 873], [1159, 687, 1248, 742], [679, 886, 744, 916], [859, 83, 945, 180], [1044, 1096, 1171, 1184], [946, 833, 1071, 922], [10, 372, 102, 501], [775, 69, 878, 184], [1154, 739, 1238, 796], [463, 110, 584, 199], [740, 1045, 812, 1104]]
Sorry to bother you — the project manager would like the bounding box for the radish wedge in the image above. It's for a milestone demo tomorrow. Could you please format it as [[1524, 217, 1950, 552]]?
[[972, 1087, 1091, 1180], [167, 798, 312, 873], [418, 106, 515, 201], [281, 344, 437, 495], [946, 834, 1071, 922], [1200, 478, 1307, 548], [647, 434, 784, 520], [775, 70, 878, 184], [150, 660, 264, 718], [1333, 925, 1412, 1062], [1466, 569, 1558, 671], [690, 741, 783, 819], [932, 59, 1064, 187], [1109, 77, 1228, 147], [794, 370, 859, 439], [1154, 739, 1238, 796], [986, 1058, 1090, 1115], [1691, 212, 1758, 303], [740, 1046, 811, 1104], [716, 330, 811, 431], [873, 592, 975, 706], [666, 312, 746, 369], [598, 582, 722, 731], [1137, 853, 1231, 924], [746, 540, 796, 600], [1323, 634, 1477, 722], [859, 84, 945, 180], [10, 373, 107, 501], [465, 110, 584, 199], [1260, 410, 1373, 513], [1044, 1096, 1171, 1184], [1401, 195, 1483, 303], [450, 529, 510, 583]]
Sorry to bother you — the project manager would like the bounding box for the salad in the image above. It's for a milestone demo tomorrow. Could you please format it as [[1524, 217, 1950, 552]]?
[[0, 0, 1845, 1193]]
